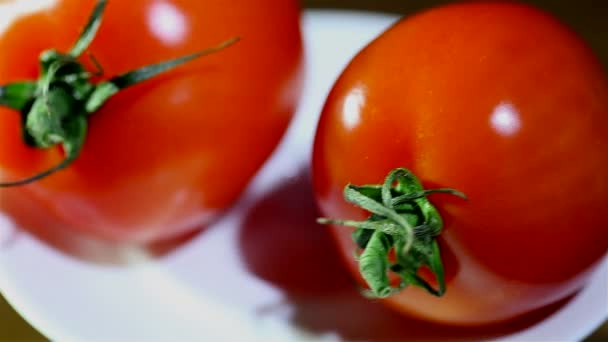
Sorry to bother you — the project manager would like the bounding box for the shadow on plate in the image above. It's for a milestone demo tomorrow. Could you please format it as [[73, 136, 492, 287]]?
[[0, 187, 202, 265], [238, 167, 572, 341]]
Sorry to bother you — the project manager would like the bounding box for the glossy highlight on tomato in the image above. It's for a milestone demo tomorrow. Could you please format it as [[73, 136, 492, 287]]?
[[312, 2, 608, 326], [0, 0, 303, 243]]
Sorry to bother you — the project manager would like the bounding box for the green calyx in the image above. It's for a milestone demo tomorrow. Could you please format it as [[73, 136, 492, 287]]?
[[318, 168, 467, 298], [0, 0, 239, 187]]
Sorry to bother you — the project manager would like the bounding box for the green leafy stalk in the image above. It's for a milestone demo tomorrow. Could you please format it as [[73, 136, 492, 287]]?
[[318, 168, 467, 298], [0, 0, 238, 187], [86, 36, 240, 113], [359, 230, 393, 298], [0, 82, 37, 111], [69, 0, 107, 57]]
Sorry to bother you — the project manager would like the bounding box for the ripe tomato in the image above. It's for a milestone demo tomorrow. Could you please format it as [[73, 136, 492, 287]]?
[[312, 2, 608, 326], [0, 0, 303, 243]]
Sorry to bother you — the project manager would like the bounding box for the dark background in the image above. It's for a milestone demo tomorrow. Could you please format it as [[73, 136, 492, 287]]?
[[1, 0, 606, 340]]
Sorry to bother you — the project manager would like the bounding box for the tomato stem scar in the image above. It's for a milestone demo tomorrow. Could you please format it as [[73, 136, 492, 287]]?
[[0, 0, 239, 187], [317, 168, 466, 298]]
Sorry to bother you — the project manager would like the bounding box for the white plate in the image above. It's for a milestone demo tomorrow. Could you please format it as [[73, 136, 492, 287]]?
[[1, 9, 607, 342]]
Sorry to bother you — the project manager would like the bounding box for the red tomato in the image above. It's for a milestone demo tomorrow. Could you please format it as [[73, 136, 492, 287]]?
[[0, 0, 303, 243], [313, 2, 608, 325]]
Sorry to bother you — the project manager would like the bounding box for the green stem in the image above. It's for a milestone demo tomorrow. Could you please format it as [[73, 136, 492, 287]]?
[[69, 0, 108, 57], [0, 116, 86, 188], [0, 82, 37, 111], [86, 36, 240, 113], [318, 168, 466, 298], [359, 230, 393, 298], [318, 217, 405, 236], [0, 0, 238, 187]]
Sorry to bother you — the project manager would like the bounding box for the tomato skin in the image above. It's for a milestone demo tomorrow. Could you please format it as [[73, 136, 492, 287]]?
[[0, 0, 303, 243], [312, 2, 608, 326]]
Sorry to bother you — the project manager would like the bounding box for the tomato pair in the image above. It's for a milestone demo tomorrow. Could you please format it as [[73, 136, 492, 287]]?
[[1, 0, 606, 328]]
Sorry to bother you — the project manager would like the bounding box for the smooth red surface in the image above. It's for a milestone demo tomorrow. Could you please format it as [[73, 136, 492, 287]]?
[[0, 0, 303, 243], [312, 2, 608, 325]]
